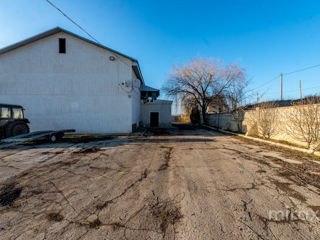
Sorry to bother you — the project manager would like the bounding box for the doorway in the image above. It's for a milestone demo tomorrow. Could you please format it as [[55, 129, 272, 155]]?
[[150, 112, 159, 127]]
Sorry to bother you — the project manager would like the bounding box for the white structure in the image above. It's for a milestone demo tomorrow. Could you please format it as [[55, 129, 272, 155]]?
[[0, 27, 172, 134], [140, 100, 172, 128]]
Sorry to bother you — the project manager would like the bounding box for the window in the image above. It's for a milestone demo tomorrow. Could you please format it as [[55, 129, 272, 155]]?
[[12, 108, 23, 119], [59, 38, 66, 53], [0, 107, 11, 118]]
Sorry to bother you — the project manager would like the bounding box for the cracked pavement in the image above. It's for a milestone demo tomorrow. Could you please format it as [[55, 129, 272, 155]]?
[[0, 127, 320, 239]]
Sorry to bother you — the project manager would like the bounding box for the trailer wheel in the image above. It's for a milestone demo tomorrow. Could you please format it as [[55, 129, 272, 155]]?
[[50, 135, 57, 143], [49, 133, 64, 143], [6, 122, 29, 137]]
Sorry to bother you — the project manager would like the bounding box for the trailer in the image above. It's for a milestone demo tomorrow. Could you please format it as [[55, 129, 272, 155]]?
[[0, 129, 75, 149]]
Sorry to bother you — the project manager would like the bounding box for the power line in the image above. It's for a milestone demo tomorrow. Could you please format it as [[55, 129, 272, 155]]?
[[245, 74, 279, 94], [287, 85, 320, 93], [262, 84, 320, 95], [45, 0, 135, 70], [283, 63, 320, 76], [246, 62, 320, 94], [45, 0, 100, 43]]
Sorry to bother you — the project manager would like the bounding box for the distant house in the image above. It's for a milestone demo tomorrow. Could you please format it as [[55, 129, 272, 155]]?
[[207, 96, 229, 114], [0, 27, 172, 134]]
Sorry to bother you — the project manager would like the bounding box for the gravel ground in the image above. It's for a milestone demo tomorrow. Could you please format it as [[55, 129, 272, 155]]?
[[0, 127, 320, 240]]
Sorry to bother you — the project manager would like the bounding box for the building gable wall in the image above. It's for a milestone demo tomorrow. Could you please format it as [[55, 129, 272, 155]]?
[[0, 32, 137, 133]]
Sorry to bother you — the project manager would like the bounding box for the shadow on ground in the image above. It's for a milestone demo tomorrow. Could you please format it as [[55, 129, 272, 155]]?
[[0, 124, 226, 151]]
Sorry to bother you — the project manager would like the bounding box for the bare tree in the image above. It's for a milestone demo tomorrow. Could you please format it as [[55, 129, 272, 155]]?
[[286, 97, 320, 148], [257, 102, 279, 139], [163, 58, 245, 124], [226, 78, 248, 132]]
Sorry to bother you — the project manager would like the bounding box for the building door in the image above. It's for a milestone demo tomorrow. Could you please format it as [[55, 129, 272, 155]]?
[[150, 112, 159, 127]]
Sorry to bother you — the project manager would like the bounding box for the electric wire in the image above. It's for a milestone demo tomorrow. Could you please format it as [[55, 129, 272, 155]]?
[[283, 63, 320, 76], [45, 0, 320, 100], [245, 75, 279, 93], [45, 0, 100, 43], [45, 0, 141, 89], [247, 63, 320, 96]]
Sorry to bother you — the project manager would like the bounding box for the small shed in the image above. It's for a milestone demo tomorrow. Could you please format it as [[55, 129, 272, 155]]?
[[140, 84, 172, 128], [141, 100, 172, 128]]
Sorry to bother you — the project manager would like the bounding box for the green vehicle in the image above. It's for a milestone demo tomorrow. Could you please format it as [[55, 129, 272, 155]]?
[[0, 104, 30, 138]]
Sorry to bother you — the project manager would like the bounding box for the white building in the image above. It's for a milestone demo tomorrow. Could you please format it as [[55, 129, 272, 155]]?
[[0, 27, 172, 134]]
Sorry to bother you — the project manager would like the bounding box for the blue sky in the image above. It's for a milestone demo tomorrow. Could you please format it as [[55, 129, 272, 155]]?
[[1, 0, 320, 103]]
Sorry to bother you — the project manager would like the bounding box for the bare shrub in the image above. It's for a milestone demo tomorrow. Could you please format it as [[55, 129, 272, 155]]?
[[257, 102, 279, 139], [286, 98, 320, 148], [245, 110, 259, 137], [245, 102, 278, 139]]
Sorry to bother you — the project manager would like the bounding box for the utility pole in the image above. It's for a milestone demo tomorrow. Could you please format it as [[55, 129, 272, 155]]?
[[280, 73, 283, 101], [299, 80, 302, 100]]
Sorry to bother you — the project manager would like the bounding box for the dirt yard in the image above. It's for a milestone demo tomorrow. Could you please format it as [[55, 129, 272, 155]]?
[[0, 127, 320, 240]]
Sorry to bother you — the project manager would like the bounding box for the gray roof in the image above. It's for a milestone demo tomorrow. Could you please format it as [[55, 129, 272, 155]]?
[[0, 27, 144, 83], [140, 85, 159, 92]]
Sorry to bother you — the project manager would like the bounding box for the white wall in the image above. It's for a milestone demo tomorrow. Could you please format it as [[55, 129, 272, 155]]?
[[207, 113, 241, 132], [0, 32, 139, 134], [131, 71, 141, 129], [140, 100, 172, 128], [208, 104, 320, 147]]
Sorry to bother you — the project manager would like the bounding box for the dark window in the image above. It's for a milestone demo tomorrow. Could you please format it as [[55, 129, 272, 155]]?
[[59, 38, 66, 53]]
